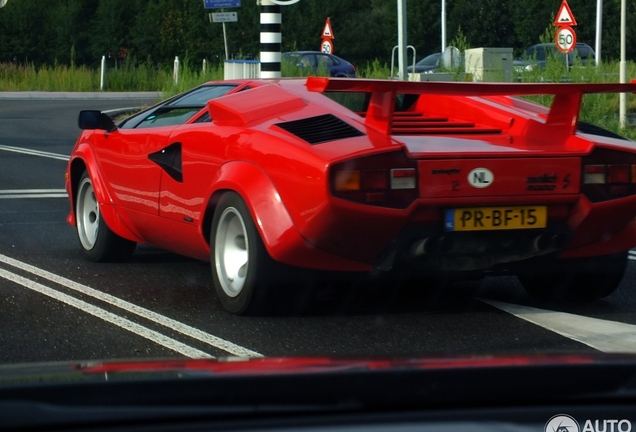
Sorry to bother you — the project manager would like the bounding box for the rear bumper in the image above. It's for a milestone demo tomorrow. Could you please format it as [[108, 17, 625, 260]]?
[[374, 224, 570, 273], [301, 193, 636, 272]]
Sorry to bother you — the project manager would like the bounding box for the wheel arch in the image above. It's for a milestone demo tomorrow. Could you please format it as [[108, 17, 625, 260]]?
[[200, 161, 295, 256], [68, 157, 88, 214], [68, 144, 143, 244], [200, 161, 372, 272], [68, 143, 112, 211], [201, 189, 227, 246]]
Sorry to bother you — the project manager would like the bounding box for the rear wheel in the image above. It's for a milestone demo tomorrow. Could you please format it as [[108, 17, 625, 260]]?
[[75, 171, 136, 262], [211, 192, 277, 315], [517, 251, 628, 303]]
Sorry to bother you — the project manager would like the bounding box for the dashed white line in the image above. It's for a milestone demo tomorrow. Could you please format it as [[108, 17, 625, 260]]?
[[482, 299, 636, 353], [0, 189, 67, 199], [0, 144, 69, 161], [0, 267, 212, 359], [0, 253, 263, 358]]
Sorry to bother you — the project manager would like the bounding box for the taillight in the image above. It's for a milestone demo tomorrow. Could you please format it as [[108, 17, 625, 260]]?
[[330, 152, 418, 208], [583, 165, 606, 184], [582, 148, 636, 202], [607, 165, 633, 183]]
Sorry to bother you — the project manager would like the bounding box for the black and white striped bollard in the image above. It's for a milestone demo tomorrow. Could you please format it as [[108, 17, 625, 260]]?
[[259, 0, 282, 79]]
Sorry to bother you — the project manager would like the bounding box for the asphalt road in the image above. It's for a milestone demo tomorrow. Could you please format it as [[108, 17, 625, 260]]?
[[1, 96, 636, 365]]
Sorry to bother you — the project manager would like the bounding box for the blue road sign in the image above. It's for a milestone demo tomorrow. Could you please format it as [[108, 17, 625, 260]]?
[[204, 0, 240, 8]]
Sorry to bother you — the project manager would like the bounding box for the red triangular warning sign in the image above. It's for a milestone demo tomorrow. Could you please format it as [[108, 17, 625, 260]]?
[[322, 17, 334, 39], [554, 0, 577, 26]]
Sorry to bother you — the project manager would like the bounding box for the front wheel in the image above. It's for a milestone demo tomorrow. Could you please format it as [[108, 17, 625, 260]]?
[[517, 251, 628, 303], [211, 192, 277, 315], [75, 171, 136, 262]]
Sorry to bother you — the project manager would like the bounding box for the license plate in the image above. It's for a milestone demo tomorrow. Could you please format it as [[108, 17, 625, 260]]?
[[445, 206, 547, 231]]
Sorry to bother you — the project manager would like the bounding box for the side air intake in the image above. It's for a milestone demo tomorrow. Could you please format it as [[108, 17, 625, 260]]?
[[275, 114, 365, 145]]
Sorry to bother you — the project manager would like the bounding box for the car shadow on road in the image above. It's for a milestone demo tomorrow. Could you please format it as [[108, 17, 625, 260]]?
[[265, 267, 486, 318], [129, 244, 201, 264]]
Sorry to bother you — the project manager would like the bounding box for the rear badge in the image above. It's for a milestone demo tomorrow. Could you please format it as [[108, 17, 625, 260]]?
[[468, 168, 494, 188]]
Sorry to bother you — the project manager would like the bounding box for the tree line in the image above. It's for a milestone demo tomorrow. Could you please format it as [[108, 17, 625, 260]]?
[[0, 0, 633, 70]]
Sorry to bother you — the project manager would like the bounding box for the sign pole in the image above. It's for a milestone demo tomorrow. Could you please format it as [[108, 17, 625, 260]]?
[[619, 0, 626, 128], [223, 20, 229, 60], [595, 0, 602, 65], [397, 0, 407, 80], [441, 0, 446, 54]]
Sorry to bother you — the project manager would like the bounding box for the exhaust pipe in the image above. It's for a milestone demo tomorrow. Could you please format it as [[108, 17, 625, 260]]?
[[410, 236, 454, 256], [551, 233, 568, 249], [532, 234, 550, 252], [531, 233, 567, 253], [410, 238, 430, 256]]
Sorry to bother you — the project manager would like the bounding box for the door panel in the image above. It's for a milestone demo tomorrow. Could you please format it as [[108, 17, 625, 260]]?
[[159, 126, 225, 224], [95, 127, 172, 216]]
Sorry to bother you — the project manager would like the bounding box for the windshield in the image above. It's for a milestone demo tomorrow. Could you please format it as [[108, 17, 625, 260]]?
[[2, 1, 636, 428]]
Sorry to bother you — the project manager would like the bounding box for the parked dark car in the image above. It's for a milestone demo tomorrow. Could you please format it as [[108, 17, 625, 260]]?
[[406, 52, 442, 73], [514, 43, 595, 72], [282, 51, 356, 77]]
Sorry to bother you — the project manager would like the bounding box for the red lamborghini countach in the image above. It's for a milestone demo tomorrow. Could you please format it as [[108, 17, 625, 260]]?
[[66, 77, 636, 314]]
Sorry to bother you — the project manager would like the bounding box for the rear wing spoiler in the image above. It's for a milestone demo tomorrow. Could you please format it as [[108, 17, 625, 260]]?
[[305, 77, 636, 136]]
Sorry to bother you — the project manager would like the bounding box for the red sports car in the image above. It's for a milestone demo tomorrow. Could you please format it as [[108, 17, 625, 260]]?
[[66, 77, 636, 314]]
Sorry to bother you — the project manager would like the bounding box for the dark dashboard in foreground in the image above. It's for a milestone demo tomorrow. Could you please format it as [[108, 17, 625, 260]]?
[[1, 354, 636, 431]]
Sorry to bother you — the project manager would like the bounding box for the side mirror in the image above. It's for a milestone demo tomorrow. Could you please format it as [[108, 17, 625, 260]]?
[[78, 110, 117, 132]]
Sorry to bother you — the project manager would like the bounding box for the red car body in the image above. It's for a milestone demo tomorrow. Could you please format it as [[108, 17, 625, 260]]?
[[66, 77, 636, 313]]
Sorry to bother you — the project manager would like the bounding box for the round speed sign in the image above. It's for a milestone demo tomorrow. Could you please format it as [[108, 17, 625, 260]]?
[[555, 25, 577, 53], [321, 39, 333, 54]]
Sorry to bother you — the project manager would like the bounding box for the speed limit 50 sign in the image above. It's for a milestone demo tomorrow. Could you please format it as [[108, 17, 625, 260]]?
[[555, 25, 577, 53], [321, 39, 333, 54]]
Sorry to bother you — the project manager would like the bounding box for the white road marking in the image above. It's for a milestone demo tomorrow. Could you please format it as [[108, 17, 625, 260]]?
[[0, 144, 69, 161], [0, 189, 67, 199], [0, 253, 263, 358], [103, 107, 141, 114], [0, 267, 212, 359], [482, 299, 636, 353], [629, 250, 636, 261]]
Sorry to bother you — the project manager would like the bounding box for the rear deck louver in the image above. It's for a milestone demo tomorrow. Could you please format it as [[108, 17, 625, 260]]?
[[390, 112, 501, 135], [275, 114, 365, 145], [356, 111, 502, 136]]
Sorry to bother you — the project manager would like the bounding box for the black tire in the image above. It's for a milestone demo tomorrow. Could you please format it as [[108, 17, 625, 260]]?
[[210, 192, 277, 315], [75, 171, 136, 262], [517, 251, 628, 303]]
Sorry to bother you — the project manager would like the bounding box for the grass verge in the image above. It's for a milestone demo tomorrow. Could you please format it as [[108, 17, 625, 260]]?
[[1, 57, 634, 139]]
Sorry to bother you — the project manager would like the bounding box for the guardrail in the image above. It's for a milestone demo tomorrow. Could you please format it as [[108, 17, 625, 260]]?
[[224, 60, 260, 80]]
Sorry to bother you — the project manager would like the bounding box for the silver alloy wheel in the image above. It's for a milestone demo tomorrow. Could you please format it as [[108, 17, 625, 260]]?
[[76, 177, 99, 251], [215, 207, 250, 298]]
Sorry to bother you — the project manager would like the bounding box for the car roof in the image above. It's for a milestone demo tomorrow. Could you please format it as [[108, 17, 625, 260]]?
[[416, 53, 441, 65], [285, 51, 333, 55], [527, 42, 593, 49]]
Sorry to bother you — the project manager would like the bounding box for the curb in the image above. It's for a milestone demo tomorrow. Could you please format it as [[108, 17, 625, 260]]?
[[0, 92, 163, 100]]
